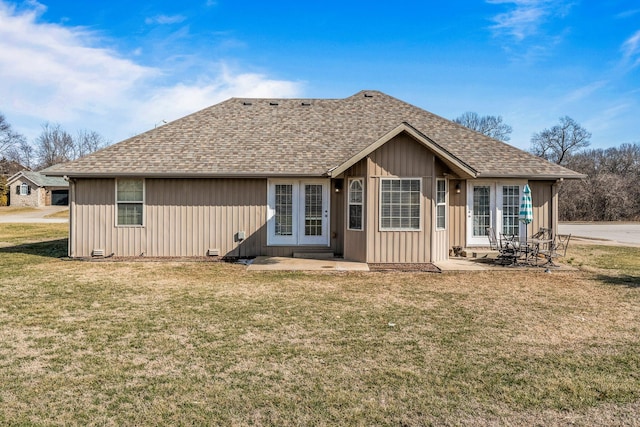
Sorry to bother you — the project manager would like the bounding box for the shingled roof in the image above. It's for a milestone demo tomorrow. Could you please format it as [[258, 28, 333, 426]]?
[[46, 90, 583, 179], [9, 171, 68, 188]]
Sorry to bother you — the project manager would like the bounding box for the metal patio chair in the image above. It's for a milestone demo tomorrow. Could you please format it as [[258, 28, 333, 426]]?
[[486, 227, 518, 265], [552, 234, 572, 258]]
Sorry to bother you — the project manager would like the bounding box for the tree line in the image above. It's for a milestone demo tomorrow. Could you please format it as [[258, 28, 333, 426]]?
[[0, 113, 109, 171], [456, 112, 638, 221]]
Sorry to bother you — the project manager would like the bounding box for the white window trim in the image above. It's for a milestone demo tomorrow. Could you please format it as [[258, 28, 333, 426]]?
[[347, 177, 364, 231], [378, 177, 422, 232], [267, 180, 299, 246], [266, 179, 330, 246], [466, 180, 527, 246], [20, 182, 29, 196], [115, 178, 145, 227], [436, 178, 447, 230]]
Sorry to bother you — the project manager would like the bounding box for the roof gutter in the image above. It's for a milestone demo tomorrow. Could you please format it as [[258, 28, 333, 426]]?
[[43, 171, 330, 179]]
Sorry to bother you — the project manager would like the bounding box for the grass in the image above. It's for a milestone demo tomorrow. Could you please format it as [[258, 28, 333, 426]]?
[[45, 209, 70, 219], [0, 206, 36, 215], [0, 224, 639, 425]]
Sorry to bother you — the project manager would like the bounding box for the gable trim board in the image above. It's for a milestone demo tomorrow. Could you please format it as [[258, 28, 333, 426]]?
[[44, 90, 583, 262]]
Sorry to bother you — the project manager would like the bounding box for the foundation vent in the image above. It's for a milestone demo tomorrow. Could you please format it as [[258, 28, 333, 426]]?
[[92, 249, 105, 257], [208, 248, 220, 256]]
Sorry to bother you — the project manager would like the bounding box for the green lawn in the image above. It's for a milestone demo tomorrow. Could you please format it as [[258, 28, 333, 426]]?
[[1, 224, 639, 425]]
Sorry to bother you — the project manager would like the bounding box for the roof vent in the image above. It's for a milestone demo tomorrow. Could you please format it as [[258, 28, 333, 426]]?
[[242, 101, 252, 106], [301, 102, 311, 106], [269, 102, 279, 106], [364, 93, 373, 98]]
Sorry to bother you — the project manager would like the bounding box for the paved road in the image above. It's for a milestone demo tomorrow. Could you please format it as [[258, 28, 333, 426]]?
[[558, 222, 640, 247], [0, 206, 69, 223]]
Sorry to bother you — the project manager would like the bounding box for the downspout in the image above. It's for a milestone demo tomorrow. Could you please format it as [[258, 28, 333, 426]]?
[[552, 178, 562, 235], [64, 176, 75, 258]]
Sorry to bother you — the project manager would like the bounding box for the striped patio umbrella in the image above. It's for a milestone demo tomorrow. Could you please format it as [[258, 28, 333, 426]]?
[[519, 184, 533, 242]]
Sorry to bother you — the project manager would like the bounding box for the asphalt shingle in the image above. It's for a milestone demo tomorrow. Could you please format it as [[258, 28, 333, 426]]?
[[46, 90, 583, 179]]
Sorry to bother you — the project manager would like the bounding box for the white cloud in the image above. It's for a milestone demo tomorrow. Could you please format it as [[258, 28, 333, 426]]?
[[127, 67, 302, 135], [487, 0, 574, 42], [616, 9, 640, 19], [488, 0, 549, 40], [0, 1, 302, 142], [145, 14, 187, 25], [563, 80, 608, 103], [621, 30, 640, 67]]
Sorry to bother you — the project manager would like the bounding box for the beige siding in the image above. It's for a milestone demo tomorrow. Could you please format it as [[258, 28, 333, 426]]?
[[530, 180, 555, 236], [342, 158, 367, 262], [448, 179, 466, 248], [366, 133, 433, 263], [145, 179, 267, 257], [72, 178, 267, 257], [71, 177, 341, 258], [330, 179, 345, 256]]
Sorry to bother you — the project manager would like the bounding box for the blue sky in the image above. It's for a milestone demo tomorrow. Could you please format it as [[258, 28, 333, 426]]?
[[1, 0, 638, 151]]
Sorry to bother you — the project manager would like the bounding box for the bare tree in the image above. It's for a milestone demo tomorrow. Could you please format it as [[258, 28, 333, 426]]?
[[560, 143, 640, 221], [34, 123, 75, 169], [6, 139, 35, 169], [0, 112, 26, 158], [75, 129, 108, 158], [531, 116, 591, 165], [453, 112, 513, 142], [33, 123, 110, 169]]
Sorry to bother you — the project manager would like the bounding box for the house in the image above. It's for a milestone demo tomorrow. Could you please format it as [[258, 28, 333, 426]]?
[[44, 90, 583, 262], [8, 171, 69, 207], [1, 158, 29, 206]]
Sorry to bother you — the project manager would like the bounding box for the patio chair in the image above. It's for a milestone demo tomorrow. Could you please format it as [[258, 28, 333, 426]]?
[[486, 227, 500, 251], [531, 227, 553, 241], [552, 234, 572, 258], [486, 227, 518, 265]]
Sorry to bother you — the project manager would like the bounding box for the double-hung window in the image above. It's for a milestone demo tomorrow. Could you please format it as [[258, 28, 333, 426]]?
[[436, 179, 446, 230], [116, 179, 144, 226], [19, 183, 30, 195], [347, 178, 364, 231], [380, 178, 421, 230]]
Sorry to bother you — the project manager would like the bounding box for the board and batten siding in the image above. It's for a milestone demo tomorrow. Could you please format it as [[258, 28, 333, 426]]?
[[529, 180, 557, 236], [448, 179, 467, 249], [342, 158, 367, 262], [71, 178, 267, 258], [366, 133, 433, 263], [71, 177, 342, 258]]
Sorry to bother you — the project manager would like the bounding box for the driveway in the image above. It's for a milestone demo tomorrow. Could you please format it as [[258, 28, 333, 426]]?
[[0, 206, 69, 223], [558, 222, 640, 247]]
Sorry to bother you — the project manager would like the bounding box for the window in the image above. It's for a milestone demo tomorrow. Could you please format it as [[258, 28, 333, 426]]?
[[436, 179, 446, 230], [347, 178, 363, 230], [380, 178, 421, 230], [472, 185, 491, 237], [19, 183, 30, 196], [275, 184, 293, 236], [502, 185, 520, 237], [116, 179, 144, 226]]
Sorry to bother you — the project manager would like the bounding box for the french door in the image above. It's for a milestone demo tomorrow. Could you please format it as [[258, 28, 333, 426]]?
[[267, 180, 329, 246], [466, 181, 526, 246]]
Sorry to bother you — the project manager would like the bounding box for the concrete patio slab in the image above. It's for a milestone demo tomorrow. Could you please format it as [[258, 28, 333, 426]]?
[[247, 256, 370, 272]]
